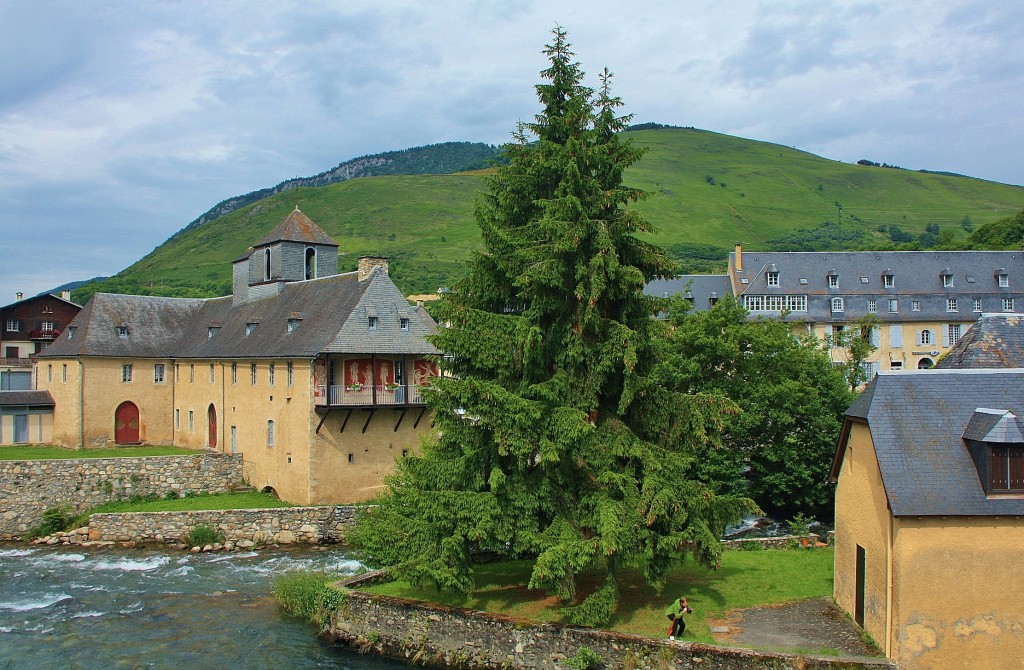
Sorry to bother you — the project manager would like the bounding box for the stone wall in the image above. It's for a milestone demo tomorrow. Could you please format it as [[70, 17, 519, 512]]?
[[327, 581, 896, 670], [86, 506, 356, 546], [0, 453, 242, 538]]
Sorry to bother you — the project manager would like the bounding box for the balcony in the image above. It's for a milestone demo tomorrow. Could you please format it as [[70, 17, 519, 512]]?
[[315, 383, 426, 407], [27, 329, 59, 340], [0, 357, 33, 368]]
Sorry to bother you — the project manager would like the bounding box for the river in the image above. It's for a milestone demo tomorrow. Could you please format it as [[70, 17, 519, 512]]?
[[0, 546, 408, 669]]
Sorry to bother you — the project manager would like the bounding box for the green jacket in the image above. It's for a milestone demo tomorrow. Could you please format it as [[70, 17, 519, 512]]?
[[665, 599, 688, 619]]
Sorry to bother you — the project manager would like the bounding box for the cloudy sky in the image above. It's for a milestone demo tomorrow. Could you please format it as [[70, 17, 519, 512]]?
[[2, 0, 1022, 304]]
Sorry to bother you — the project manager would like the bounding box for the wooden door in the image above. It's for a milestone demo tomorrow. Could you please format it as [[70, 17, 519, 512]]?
[[208, 404, 218, 449], [114, 401, 140, 444]]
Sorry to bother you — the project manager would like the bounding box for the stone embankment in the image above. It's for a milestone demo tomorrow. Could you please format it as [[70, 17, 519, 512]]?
[[0, 453, 242, 538], [327, 574, 895, 670]]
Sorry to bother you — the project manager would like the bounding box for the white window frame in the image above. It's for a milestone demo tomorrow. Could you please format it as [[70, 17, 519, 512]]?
[[920, 329, 933, 346], [287, 362, 293, 387], [866, 299, 876, 313], [188, 410, 194, 432], [368, 316, 379, 330], [973, 298, 983, 312], [41, 321, 55, 332], [911, 300, 921, 312], [6, 319, 19, 331], [947, 298, 958, 312], [154, 364, 165, 383], [400, 318, 410, 331], [831, 297, 844, 312], [942, 275, 954, 288], [998, 274, 1009, 288], [883, 275, 895, 288], [948, 323, 962, 346], [828, 275, 839, 288], [117, 326, 129, 339], [1003, 297, 1015, 312], [766, 271, 779, 287], [121, 364, 133, 383], [269, 363, 275, 386], [267, 420, 275, 448], [251, 363, 257, 386], [888, 299, 898, 313], [231, 363, 237, 384]]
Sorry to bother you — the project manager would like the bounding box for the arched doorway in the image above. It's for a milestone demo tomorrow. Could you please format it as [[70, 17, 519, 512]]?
[[208, 404, 218, 449], [918, 358, 934, 369], [114, 401, 140, 444]]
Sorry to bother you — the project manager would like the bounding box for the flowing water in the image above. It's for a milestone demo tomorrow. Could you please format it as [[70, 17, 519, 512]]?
[[0, 546, 408, 669]]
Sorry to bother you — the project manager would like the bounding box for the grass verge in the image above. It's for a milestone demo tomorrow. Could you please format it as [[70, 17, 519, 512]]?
[[0, 445, 200, 460], [275, 572, 348, 633], [364, 548, 834, 645], [66, 491, 291, 529]]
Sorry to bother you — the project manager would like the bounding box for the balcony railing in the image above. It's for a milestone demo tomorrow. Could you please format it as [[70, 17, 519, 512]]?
[[316, 383, 426, 407], [0, 357, 33, 368]]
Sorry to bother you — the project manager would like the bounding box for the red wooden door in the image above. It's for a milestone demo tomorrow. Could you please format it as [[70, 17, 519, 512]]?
[[208, 404, 218, 449], [114, 401, 140, 444]]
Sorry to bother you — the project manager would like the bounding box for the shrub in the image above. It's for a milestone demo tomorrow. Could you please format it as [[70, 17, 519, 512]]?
[[186, 524, 224, 547], [29, 506, 73, 538], [567, 646, 603, 670], [164, 490, 180, 500], [274, 572, 347, 633]]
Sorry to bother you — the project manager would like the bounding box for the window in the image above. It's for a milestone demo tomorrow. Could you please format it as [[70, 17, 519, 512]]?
[[208, 327, 219, 339], [264, 248, 272, 281], [888, 299, 898, 313], [210, 364, 215, 383], [5, 320, 19, 332], [175, 409, 180, 428], [231, 363, 237, 384], [859, 277, 869, 284], [117, 326, 129, 338], [67, 326, 75, 339], [347, 453, 354, 464], [866, 299, 876, 313], [368, 316, 378, 330], [920, 329, 933, 345], [948, 324, 962, 346], [154, 364, 165, 383], [947, 298, 958, 312], [47, 364, 52, 382], [287, 319, 300, 334], [245, 323, 257, 336], [828, 275, 839, 288], [269, 363, 275, 386], [41, 321, 54, 332], [400, 318, 410, 331], [189, 364, 195, 383], [287, 362, 293, 387], [989, 446, 1024, 492], [251, 364, 258, 385], [741, 295, 807, 312], [305, 247, 317, 280], [974, 298, 983, 312], [889, 360, 903, 370], [267, 420, 275, 447], [188, 410, 194, 432], [911, 300, 921, 312], [1003, 298, 1015, 312], [831, 297, 844, 312], [883, 274, 895, 288], [121, 364, 133, 383], [942, 274, 954, 288], [998, 274, 1010, 288], [766, 271, 779, 287], [62, 364, 67, 384]]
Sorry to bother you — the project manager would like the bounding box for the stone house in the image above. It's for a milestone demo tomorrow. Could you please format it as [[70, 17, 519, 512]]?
[[829, 369, 1024, 669], [37, 209, 440, 504]]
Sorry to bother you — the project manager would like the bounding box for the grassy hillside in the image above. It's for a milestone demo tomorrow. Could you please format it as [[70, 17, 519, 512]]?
[[76, 128, 1024, 302]]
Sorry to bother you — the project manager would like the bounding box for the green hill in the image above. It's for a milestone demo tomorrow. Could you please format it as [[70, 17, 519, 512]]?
[[75, 127, 1024, 303]]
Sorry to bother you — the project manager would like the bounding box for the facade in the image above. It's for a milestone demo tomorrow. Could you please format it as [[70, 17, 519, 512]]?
[[37, 209, 440, 504], [0, 390, 53, 445], [0, 292, 80, 390], [651, 246, 1024, 375], [829, 370, 1024, 670]]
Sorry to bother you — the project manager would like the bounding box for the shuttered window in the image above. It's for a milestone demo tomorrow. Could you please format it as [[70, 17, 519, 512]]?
[[990, 447, 1024, 491]]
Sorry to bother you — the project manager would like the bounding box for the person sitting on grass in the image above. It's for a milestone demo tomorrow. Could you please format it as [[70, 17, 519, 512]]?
[[665, 596, 693, 640]]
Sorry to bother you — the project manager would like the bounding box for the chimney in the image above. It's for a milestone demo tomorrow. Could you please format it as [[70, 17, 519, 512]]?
[[734, 242, 743, 273], [15, 292, 23, 302], [358, 256, 389, 281], [61, 290, 71, 301]]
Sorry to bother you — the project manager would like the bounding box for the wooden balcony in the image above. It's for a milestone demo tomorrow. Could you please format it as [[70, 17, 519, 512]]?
[[314, 383, 430, 434]]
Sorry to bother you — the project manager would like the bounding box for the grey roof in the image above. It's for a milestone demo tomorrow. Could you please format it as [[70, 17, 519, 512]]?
[[40, 269, 439, 361], [253, 208, 338, 248], [0, 390, 54, 408], [644, 275, 732, 312], [731, 250, 1024, 323], [936, 313, 1024, 369], [961, 409, 1024, 443], [835, 370, 1024, 516]]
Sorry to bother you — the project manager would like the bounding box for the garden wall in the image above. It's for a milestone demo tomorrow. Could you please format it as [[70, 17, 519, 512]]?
[[85, 506, 356, 546], [0, 453, 242, 538], [327, 579, 896, 670]]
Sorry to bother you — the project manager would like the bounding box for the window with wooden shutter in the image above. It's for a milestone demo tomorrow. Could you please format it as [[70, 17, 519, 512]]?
[[990, 447, 1024, 491]]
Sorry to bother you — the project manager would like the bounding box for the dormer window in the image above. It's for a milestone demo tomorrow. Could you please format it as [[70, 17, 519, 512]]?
[[766, 266, 779, 286], [996, 269, 1009, 287], [827, 270, 839, 288], [117, 326, 129, 339], [940, 269, 953, 287], [400, 318, 410, 331], [208, 326, 220, 339], [882, 271, 894, 288], [963, 409, 1024, 494], [67, 326, 76, 339], [368, 316, 379, 331], [287, 318, 301, 334], [246, 323, 257, 336], [708, 292, 719, 307]]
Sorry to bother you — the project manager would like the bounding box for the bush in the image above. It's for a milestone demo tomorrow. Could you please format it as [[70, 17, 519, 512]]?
[[274, 572, 348, 633], [29, 506, 73, 538], [164, 490, 180, 500], [567, 646, 603, 670], [186, 524, 224, 547]]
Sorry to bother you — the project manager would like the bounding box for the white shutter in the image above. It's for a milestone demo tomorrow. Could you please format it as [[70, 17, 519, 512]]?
[[942, 326, 950, 347], [824, 324, 833, 343], [870, 326, 880, 346], [889, 324, 903, 347], [916, 329, 924, 346]]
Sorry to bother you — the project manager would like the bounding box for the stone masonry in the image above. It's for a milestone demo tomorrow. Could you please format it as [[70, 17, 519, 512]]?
[[0, 453, 242, 538]]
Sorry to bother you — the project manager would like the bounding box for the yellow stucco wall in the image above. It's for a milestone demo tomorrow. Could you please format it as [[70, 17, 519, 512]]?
[[890, 516, 1024, 670], [807, 320, 971, 372], [37, 359, 81, 446], [833, 421, 892, 654], [0, 412, 51, 445]]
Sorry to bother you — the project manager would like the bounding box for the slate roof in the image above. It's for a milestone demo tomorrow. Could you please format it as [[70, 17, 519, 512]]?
[[0, 390, 54, 408], [253, 207, 338, 248], [936, 313, 1024, 369], [833, 369, 1024, 516], [39, 269, 439, 361], [644, 275, 731, 312], [731, 250, 1024, 323]]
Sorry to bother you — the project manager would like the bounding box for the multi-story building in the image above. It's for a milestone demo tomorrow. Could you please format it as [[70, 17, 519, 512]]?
[[0, 291, 80, 389], [37, 209, 440, 504], [647, 245, 1024, 374]]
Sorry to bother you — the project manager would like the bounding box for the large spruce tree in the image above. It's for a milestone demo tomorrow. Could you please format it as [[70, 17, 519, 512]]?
[[350, 27, 752, 625]]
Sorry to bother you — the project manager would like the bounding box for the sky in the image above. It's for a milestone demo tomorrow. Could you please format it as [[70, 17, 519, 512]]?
[[1, 0, 1022, 305]]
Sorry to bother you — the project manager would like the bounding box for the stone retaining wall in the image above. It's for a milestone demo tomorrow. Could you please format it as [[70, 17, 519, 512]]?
[[86, 506, 356, 546], [327, 580, 895, 670], [0, 453, 242, 538], [721, 534, 822, 550]]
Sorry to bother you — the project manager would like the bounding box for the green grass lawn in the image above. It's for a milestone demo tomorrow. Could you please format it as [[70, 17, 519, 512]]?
[[364, 548, 834, 645], [0, 445, 202, 460], [70, 491, 292, 528]]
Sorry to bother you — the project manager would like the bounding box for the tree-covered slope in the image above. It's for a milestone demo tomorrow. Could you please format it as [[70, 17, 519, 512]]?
[[75, 127, 1024, 302]]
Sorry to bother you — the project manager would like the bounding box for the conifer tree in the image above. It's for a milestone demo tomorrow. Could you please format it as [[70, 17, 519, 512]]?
[[350, 27, 752, 625]]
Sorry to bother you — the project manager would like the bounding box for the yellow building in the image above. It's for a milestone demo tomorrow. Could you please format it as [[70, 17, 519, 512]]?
[[36, 209, 440, 504], [829, 369, 1024, 669], [647, 245, 1024, 375]]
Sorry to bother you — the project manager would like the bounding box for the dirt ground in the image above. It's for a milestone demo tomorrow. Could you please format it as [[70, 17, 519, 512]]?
[[707, 597, 881, 657]]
